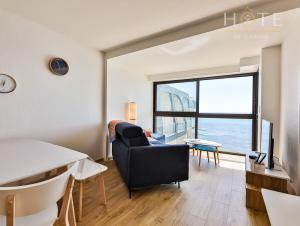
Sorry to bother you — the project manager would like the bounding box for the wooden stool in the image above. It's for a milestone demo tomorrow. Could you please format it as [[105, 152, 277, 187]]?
[[193, 144, 220, 167], [74, 159, 108, 222]]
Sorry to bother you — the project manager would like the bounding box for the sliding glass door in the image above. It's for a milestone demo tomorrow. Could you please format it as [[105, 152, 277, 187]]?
[[153, 73, 258, 154]]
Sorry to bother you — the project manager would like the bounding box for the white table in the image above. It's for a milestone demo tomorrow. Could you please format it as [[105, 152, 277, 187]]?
[[262, 189, 300, 226], [0, 138, 88, 186], [184, 138, 222, 148], [184, 139, 222, 166]]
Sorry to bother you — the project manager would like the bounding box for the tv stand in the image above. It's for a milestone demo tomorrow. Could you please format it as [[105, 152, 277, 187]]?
[[245, 152, 290, 211]]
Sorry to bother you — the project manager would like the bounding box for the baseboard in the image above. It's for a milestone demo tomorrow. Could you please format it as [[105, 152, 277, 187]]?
[[95, 158, 104, 163], [95, 157, 113, 163]]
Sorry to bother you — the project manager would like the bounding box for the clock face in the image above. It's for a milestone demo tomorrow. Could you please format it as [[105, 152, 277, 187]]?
[[0, 74, 16, 93], [49, 58, 69, 75]]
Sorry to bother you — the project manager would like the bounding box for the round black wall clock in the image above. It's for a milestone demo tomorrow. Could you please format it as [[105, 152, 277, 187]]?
[[0, 74, 17, 93], [49, 57, 69, 75]]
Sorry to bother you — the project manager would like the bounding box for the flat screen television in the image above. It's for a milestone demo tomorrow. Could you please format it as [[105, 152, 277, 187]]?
[[261, 119, 274, 169]]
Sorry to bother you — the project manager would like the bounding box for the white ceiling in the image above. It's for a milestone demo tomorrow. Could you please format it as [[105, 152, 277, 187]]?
[[0, 0, 260, 50], [109, 8, 300, 76]]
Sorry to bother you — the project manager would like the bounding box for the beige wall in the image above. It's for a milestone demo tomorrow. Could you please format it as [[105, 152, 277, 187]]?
[[260, 45, 281, 157], [0, 10, 104, 159], [280, 12, 300, 194]]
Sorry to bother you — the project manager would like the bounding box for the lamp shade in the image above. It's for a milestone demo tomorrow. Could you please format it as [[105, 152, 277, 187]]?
[[128, 102, 137, 121]]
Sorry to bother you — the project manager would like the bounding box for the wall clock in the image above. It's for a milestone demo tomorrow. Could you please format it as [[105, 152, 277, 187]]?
[[49, 57, 69, 76], [0, 74, 17, 93]]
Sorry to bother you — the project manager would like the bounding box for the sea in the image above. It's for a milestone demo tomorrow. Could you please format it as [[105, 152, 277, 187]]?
[[198, 118, 252, 154]]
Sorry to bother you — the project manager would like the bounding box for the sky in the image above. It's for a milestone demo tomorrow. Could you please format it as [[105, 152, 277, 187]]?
[[169, 76, 253, 114]]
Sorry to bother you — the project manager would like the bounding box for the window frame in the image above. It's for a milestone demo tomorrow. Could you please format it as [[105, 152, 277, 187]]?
[[153, 72, 259, 153]]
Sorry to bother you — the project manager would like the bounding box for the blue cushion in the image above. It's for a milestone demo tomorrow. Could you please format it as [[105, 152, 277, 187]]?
[[148, 138, 162, 145], [151, 133, 166, 144], [193, 144, 216, 152]]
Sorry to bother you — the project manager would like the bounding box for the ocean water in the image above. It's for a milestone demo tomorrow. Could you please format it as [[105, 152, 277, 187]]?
[[198, 118, 252, 154], [158, 117, 253, 154]]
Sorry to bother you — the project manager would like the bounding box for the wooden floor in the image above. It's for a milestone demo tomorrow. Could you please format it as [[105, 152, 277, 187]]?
[[74, 153, 269, 226]]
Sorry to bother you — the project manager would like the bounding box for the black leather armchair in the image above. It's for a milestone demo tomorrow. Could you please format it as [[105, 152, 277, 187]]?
[[112, 122, 189, 198]]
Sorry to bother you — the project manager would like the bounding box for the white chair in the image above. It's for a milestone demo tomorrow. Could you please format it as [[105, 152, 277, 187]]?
[[0, 162, 79, 226], [74, 159, 107, 222]]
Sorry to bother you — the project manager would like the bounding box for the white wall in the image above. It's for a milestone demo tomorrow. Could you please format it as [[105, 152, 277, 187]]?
[[280, 11, 300, 194], [0, 10, 104, 160], [260, 45, 281, 157], [107, 62, 152, 129], [107, 61, 152, 156], [107, 61, 153, 157]]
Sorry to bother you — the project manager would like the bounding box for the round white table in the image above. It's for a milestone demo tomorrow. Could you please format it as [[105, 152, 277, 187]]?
[[184, 139, 222, 166]]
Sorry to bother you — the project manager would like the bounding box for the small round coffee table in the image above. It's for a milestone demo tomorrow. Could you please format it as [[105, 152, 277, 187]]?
[[184, 139, 222, 166]]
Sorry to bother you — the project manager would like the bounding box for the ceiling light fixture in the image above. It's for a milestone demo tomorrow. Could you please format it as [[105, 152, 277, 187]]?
[[159, 36, 210, 56]]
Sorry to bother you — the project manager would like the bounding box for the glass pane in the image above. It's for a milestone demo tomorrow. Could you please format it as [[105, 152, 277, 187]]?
[[155, 117, 195, 144], [199, 77, 253, 114], [198, 118, 252, 154], [156, 82, 196, 112]]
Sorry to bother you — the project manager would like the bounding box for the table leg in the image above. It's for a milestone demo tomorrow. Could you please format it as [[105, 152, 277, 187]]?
[[98, 174, 107, 205], [68, 195, 76, 226], [207, 151, 210, 162], [217, 148, 220, 164], [78, 180, 83, 222], [199, 150, 202, 166], [213, 152, 217, 166], [6, 195, 15, 226], [192, 148, 195, 156]]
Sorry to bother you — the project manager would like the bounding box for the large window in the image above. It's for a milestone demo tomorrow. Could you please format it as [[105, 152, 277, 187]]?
[[156, 82, 197, 112], [156, 117, 195, 144], [153, 74, 258, 154], [199, 77, 253, 114]]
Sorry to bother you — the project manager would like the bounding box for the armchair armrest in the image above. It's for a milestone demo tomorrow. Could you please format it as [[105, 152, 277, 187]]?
[[128, 144, 189, 188]]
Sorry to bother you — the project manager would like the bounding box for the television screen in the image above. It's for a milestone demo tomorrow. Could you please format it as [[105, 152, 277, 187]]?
[[261, 120, 274, 168]]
